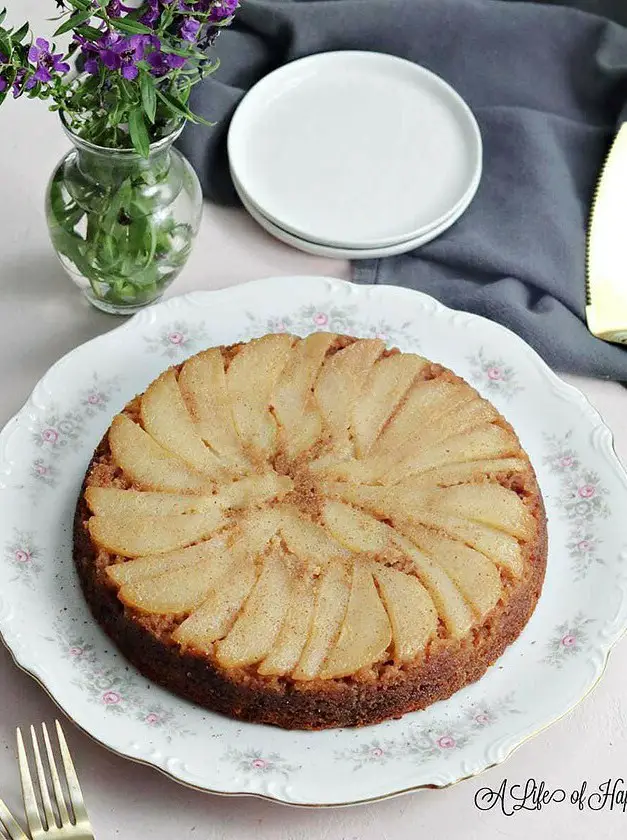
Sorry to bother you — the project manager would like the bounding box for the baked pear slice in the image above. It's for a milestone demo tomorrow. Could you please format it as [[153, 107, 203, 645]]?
[[215, 473, 293, 509], [85, 487, 211, 518], [370, 379, 474, 459], [333, 424, 519, 486], [272, 332, 336, 459], [293, 559, 352, 680], [178, 348, 249, 471], [258, 576, 316, 676], [171, 553, 257, 649], [171, 508, 283, 649], [215, 550, 291, 667], [108, 414, 211, 493], [322, 499, 389, 554], [316, 380, 476, 483], [118, 539, 234, 614], [398, 512, 523, 578], [405, 524, 502, 619], [409, 457, 527, 488], [88, 508, 226, 557], [320, 564, 392, 679], [372, 564, 438, 662], [313, 338, 384, 455], [140, 369, 226, 477], [434, 483, 535, 540], [279, 507, 349, 569], [87, 473, 291, 523], [391, 424, 520, 478], [352, 353, 427, 458], [393, 534, 475, 639], [107, 535, 230, 586], [226, 334, 294, 458]]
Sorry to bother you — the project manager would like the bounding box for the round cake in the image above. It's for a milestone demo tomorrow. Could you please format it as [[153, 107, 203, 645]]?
[[74, 333, 547, 730]]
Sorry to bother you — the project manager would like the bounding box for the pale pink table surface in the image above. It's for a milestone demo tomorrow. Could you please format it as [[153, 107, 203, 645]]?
[[2, 7, 627, 837]]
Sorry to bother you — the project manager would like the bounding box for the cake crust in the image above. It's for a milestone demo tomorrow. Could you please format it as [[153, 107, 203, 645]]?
[[73, 336, 548, 730]]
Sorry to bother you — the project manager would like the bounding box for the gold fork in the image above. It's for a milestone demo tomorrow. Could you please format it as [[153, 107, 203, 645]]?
[[0, 799, 28, 840], [17, 722, 94, 840]]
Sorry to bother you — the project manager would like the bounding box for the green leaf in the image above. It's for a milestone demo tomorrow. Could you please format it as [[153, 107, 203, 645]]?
[[105, 98, 124, 128], [179, 80, 191, 105], [160, 3, 177, 30], [156, 88, 216, 127], [55, 9, 92, 36], [128, 216, 156, 269], [75, 24, 105, 39], [98, 178, 132, 233], [119, 76, 140, 105], [66, 0, 92, 10], [164, 45, 195, 57], [99, 232, 122, 270], [140, 73, 156, 124], [48, 224, 93, 279], [129, 109, 150, 158], [0, 31, 12, 61], [111, 18, 153, 35], [12, 22, 29, 43], [0, 9, 6, 27], [156, 88, 190, 121]]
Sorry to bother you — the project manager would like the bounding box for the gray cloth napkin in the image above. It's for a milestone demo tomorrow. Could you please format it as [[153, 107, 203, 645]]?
[[177, 0, 627, 379]]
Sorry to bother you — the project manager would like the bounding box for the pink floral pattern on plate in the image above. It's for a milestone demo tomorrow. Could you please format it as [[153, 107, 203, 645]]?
[[45, 619, 196, 741], [143, 320, 211, 359], [2, 530, 43, 588], [244, 304, 420, 349], [223, 747, 301, 779], [467, 348, 523, 400], [335, 694, 520, 770], [543, 612, 595, 668], [543, 432, 612, 580], [28, 375, 119, 493]]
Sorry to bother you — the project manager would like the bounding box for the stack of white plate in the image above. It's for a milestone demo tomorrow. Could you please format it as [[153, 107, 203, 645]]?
[[227, 51, 483, 259]]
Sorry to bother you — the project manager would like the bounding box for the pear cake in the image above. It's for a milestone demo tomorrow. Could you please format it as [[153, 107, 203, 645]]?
[[74, 333, 547, 730]]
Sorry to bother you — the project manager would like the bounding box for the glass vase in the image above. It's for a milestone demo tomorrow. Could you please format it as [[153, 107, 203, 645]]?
[[45, 120, 203, 315]]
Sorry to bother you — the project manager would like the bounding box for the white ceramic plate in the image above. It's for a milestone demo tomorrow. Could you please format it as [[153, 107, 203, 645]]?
[[233, 167, 479, 258], [1, 277, 626, 807], [228, 52, 482, 248]]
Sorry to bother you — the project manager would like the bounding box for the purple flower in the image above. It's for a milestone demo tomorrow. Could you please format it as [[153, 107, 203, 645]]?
[[180, 17, 201, 41], [80, 31, 161, 79], [147, 49, 185, 76], [140, 0, 161, 26], [99, 33, 151, 80], [208, 0, 238, 21], [0, 77, 6, 93], [73, 33, 99, 74], [102, 0, 134, 16], [28, 38, 70, 84], [84, 55, 99, 75], [12, 68, 36, 98]]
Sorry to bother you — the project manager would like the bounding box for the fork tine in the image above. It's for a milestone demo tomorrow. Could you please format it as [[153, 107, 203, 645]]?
[[0, 799, 28, 840], [30, 726, 56, 831], [41, 724, 70, 827], [54, 721, 89, 825], [16, 728, 43, 837]]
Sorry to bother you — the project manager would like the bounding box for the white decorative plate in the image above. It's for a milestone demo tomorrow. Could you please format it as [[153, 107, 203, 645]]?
[[233, 167, 479, 259], [227, 52, 482, 248], [1, 276, 626, 807]]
